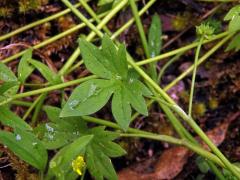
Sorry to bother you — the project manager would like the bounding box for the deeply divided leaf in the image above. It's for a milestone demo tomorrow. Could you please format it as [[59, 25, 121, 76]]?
[[70, 35, 151, 130], [79, 38, 113, 79]]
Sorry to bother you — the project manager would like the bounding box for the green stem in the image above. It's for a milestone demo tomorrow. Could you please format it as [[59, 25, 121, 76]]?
[[8, 100, 239, 173], [1, 12, 109, 63], [74, 116, 238, 172], [78, 0, 111, 35], [164, 33, 234, 91], [61, 0, 103, 37], [129, 0, 159, 82], [121, 133, 182, 145], [31, 92, 47, 126], [0, 75, 96, 106], [188, 37, 204, 116], [172, 105, 240, 178], [129, 0, 150, 58], [112, 0, 157, 39], [22, 93, 45, 120], [208, 161, 225, 180], [131, 33, 233, 132], [120, 133, 225, 168], [136, 31, 229, 66], [127, 46, 239, 177], [149, 88, 224, 178], [158, 52, 183, 83], [58, 0, 128, 75], [0, 3, 83, 41], [66, 0, 157, 74]]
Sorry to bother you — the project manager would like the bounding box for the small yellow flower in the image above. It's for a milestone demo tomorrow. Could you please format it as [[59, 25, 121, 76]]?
[[72, 155, 85, 176]]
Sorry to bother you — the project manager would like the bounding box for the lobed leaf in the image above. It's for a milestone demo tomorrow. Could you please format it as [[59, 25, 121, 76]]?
[[79, 38, 113, 79], [49, 135, 93, 178]]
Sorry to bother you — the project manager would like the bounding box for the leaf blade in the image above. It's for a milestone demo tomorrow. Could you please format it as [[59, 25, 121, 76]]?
[[61, 79, 114, 117], [0, 129, 47, 170]]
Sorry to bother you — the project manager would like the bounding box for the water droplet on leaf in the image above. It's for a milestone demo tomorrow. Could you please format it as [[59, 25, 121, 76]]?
[[16, 134, 21, 141], [129, 78, 134, 83], [69, 100, 79, 110], [45, 123, 54, 132]]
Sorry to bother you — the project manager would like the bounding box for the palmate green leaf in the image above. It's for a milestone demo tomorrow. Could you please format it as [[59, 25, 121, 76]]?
[[35, 122, 71, 150], [0, 129, 47, 170], [35, 106, 87, 149], [85, 127, 125, 180], [48, 135, 93, 179], [60, 79, 115, 117], [111, 77, 151, 131], [226, 33, 240, 52], [101, 36, 128, 79], [224, 5, 240, 32], [123, 82, 148, 115], [18, 49, 35, 83], [29, 59, 61, 85], [86, 144, 117, 180], [0, 106, 32, 130], [66, 35, 151, 130], [79, 39, 113, 79]]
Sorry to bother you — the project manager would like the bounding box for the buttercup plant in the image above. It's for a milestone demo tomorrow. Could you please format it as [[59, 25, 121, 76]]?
[[0, 1, 240, 179]]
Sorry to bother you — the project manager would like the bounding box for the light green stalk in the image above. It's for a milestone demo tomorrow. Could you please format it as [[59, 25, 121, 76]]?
[[1, 12, 108, 63], [129, 0, 150, 58], [188, 37, 204, 116], [0, 3, 83, 41], [58, 0, 128, 75]]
